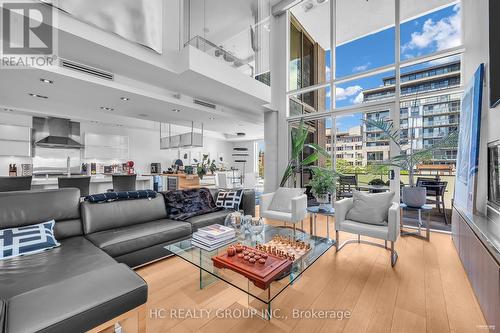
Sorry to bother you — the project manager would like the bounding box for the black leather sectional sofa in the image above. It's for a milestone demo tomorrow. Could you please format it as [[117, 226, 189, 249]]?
[[0, 188, 255, 333]]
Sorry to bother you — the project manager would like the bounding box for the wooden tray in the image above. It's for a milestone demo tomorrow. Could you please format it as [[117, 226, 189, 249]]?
[[212, 247, 292, 290]]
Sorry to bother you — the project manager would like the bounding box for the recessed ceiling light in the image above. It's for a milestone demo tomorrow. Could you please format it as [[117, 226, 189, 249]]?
[[4, 108, 13, 112], [172, 109, 180, 113], [29, 93, 48, 99], [100, 106, 114, 111], [137, 113, 148, 118], [236, 132, 246, 136], [209, 117, 215, 120], [120, 97, 130, 101], [40, 78, 53, 84]]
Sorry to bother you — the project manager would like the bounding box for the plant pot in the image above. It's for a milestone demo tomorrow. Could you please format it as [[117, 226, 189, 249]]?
[[315, 194, 332, 211], [402, 186, 427, 208]]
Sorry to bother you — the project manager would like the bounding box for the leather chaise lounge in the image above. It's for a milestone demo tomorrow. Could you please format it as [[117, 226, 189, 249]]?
[[0, 188, 254, 333]]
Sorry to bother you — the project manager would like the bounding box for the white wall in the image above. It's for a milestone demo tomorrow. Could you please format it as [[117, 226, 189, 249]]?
[[0, 111, 32, 176], [463, 0, 499, 214], [232, 140, 257, 175]]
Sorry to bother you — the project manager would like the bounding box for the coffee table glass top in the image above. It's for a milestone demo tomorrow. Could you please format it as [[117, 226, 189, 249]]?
[[165, 225, 334, 305]]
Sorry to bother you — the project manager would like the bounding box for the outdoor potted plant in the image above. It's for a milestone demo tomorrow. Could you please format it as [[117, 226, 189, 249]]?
[[364, 118, 457, 207], [309, 167, 338, 211]]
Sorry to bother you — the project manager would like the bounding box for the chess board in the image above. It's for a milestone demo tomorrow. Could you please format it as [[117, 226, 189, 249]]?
[[212, 247, 292, 290], [258, 235, 312, 262]]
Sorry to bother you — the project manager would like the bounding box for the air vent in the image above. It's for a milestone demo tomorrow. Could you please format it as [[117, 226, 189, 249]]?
[[60, 59, 114, 81], [193, 99, 216, 109]]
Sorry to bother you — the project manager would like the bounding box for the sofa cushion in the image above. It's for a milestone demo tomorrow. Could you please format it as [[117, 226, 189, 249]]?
[[186, 210, 233, 231], [346, 191, 395, 225], [86, 219, 192, 257], [260, 209, 294, 222], [0, 220, 60, 260], [5, 263, 147, 333], [269, 187, 305, 213], [340, 220, 389, 240], [0, 236, 115, 299], [0, 188, 82, 240], [81, 196, 167, 234]]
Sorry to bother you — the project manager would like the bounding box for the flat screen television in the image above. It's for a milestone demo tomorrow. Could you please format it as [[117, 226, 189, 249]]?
[[488, 141, 500, 209], [490, 0, 500, 108]]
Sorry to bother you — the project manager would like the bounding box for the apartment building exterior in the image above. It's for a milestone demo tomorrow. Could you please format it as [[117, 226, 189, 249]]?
[[325, 126, 364, 166], [362, 61, 461, 166]]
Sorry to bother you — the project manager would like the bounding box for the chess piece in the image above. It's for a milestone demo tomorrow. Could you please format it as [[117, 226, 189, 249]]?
[[238, 253, 244, 258], [258, 258, 266, 264], [249, 258, 256, 264], [227, 246, 236, 257], [235, 244, 243, 253], [244, 255, 250, 261]]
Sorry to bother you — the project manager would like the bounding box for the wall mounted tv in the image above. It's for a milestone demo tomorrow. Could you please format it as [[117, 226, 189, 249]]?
[[490, 0, 500, 108]]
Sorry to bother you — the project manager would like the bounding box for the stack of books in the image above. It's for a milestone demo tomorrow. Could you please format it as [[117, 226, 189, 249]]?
[[191, 224, 237, 251]]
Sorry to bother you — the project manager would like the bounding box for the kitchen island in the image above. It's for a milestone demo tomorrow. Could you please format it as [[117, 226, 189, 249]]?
[[31, 175, 152, 195]]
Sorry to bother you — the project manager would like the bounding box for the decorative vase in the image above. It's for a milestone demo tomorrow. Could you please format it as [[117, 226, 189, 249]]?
[[402, 186, 427, 208], [315, 194, 331, 211]]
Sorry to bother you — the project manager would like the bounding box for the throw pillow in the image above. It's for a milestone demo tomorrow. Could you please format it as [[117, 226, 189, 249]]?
[[216, 189, 244, 210], [0, 220, 60, 260], [163, 188, 221, 220], [268, 187, 305, 213], [346, 190, 395, 225]]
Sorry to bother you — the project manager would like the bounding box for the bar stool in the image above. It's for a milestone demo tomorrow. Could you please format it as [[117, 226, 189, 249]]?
[[112, 174, 137, 192], [58, 176, 91, 197], [0, 176, 32, 192]]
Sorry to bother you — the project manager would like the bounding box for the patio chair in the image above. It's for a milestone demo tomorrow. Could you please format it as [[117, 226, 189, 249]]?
[[417, 179, 448, 224], [336, 175, 358, 199]]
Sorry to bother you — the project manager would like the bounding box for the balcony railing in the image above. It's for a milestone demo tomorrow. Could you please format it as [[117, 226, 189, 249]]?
[[185, 36, 255, 77]]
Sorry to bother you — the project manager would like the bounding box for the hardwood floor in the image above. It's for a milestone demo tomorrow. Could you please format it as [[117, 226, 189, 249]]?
[[136, 213, 488, 333]]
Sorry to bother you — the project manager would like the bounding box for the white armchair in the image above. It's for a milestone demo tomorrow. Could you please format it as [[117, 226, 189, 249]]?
[[334, 198, 400, 266], [260, 191, 308, 232]]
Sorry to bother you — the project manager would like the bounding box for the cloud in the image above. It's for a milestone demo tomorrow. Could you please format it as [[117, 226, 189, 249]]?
[[402, 4, 461, 56], [352, 62, 371, 73], [336, 85, 363, 100], [353, 92, 364, 104], [326, 64, 331, 81]]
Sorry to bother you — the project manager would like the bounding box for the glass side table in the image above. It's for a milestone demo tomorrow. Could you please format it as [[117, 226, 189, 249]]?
[[400, 203, 433, 241], [306, 206, 335, 241]]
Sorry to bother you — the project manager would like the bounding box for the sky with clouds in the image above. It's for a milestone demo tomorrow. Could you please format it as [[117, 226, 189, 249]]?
[[324, 4, 461, 131]]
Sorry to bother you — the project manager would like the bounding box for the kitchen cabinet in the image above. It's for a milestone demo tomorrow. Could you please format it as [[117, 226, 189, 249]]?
[[0, 124, 31, 156], [84, 133, 129, 160], [452, 207, 500, 329]]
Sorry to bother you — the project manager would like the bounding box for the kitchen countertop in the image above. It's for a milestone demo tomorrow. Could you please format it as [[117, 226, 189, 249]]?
[[32, 175, 152, 185]]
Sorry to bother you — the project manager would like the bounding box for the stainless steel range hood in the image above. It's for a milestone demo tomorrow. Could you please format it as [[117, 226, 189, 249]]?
[[33, 117, 83, 149]]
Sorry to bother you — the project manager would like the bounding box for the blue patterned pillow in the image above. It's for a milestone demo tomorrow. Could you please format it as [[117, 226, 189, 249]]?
[[216, 189, 243, 210], [0, 220, 60, 260]]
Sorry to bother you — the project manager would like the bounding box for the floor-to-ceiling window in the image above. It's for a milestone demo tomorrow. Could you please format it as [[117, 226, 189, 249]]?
[[284, 0, 463, 230]]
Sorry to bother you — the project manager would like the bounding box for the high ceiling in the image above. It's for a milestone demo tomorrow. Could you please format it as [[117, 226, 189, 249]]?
[[291, 0, 458, 50]]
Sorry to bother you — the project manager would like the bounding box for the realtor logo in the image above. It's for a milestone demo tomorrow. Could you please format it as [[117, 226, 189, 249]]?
[[1, 1, 58, 68]]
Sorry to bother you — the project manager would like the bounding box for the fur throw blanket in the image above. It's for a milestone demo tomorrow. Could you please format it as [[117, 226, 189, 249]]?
[[162, 188, 222, 220]]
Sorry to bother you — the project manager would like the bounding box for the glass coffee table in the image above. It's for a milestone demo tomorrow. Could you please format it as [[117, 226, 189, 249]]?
[[165, 225, 334, 319]]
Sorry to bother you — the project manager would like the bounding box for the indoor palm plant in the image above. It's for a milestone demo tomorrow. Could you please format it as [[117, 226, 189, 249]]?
[[309, 167, 338, 211], [364, 118, 458, 207], [280, 120, 329, 187]]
